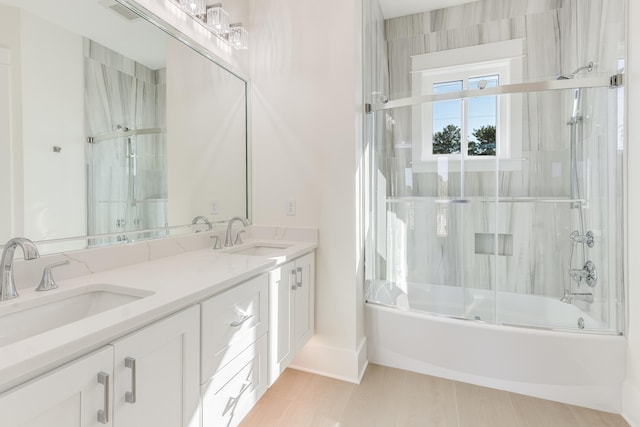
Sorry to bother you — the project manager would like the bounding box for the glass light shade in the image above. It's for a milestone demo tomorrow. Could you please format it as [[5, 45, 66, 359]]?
[[206, 5, 229, 34], [228, 25, 248, 50], [179, 0, 205, 16]]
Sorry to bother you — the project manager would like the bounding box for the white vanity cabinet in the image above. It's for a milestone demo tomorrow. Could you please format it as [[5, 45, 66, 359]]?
[[200, 274, 269, 427], [0, 247, 316, 427], [0, 306, 200, 427], [0, 347, 114, 427], [268, 252, 315, 385]]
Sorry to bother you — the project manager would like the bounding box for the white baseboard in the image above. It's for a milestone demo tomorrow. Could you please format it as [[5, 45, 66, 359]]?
[[289, 336, 368, 384], [623, 381, 640, 427]]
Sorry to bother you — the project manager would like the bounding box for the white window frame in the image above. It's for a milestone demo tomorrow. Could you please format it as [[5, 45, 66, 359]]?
[[411, 39, 524, 172]]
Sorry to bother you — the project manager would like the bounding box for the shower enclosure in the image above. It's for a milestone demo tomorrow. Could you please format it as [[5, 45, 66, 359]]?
[[84, 39, 168, 245], [364, 0, 626, 334]]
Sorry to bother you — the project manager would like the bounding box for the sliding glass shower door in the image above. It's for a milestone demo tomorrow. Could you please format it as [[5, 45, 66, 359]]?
[[87, 129, 168, 245]]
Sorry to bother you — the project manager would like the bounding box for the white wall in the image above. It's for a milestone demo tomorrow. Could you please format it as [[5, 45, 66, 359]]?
[[0, 7, 85, 243], [624, 1, 640, 424], [20, 11, 86, 242], [0, 6, 23, 242], [166, 37, 247, 225], [0, 48, 14, 241], [248, 0, 366, 382]]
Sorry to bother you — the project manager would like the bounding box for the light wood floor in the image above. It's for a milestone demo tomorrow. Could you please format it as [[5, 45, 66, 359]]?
[[240, 364, 629, 427]]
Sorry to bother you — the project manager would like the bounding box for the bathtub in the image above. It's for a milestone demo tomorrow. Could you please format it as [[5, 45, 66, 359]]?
[[371, 281, 610, 330], [366, 282, 626, 412]]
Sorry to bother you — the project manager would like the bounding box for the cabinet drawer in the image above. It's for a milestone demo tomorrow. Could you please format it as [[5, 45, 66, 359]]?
[[201, 334, 267, 427], [201, 274, 268, 381]]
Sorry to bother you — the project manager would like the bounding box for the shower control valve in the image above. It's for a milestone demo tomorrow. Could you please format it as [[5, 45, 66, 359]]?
[[570, 230, 595, 248], [569, 260, 597, 287]]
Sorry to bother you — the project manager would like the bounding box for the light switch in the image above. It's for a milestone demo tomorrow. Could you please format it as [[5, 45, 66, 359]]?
[[210, 199, 219, 215], [286, 199, 296, 216]]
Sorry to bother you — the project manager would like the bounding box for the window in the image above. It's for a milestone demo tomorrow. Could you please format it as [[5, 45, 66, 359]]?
[[432, 74, 499, 156], [410, 39, 523, 171]]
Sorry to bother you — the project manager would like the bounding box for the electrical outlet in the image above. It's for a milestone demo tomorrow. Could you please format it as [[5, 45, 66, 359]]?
[[286, 199, 296, 216], [210, 199, 219, 215]]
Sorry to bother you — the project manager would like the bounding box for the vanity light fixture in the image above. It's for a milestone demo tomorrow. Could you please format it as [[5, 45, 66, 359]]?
[[206, 3, 229, 34], [179, 0, 205, 16], [228, 23, 248, 49], [169, 1, 248, 49]]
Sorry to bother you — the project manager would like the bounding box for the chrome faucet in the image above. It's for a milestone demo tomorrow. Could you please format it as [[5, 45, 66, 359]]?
[[191, 215, 212, 232], [560, 289, 594, 304], [0, 238, 40, 301], [224, 217, 250, 247]]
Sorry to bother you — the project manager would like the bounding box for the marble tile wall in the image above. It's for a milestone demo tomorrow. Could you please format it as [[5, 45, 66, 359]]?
[[369, 0, 625, 329]]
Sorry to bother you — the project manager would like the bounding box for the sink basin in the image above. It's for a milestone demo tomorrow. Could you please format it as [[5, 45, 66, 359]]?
[[225, 242, 294, 257], [0, 284, 153, 347]]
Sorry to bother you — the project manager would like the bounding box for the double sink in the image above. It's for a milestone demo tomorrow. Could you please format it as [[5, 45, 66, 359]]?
[[0, 240, 293, 349]]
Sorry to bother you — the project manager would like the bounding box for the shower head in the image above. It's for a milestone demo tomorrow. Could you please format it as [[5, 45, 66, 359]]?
[[557, 61, 594, 80]]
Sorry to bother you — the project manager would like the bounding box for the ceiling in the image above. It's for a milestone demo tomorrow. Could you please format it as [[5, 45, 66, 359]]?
[[0, 0, 167, 69], [379, 0, 474, 19]]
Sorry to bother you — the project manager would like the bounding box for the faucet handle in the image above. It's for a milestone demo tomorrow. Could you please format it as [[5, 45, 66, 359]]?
[[36, 260, 70, 292], [211, 235, 222, 250], [234, 230, 246, 245]]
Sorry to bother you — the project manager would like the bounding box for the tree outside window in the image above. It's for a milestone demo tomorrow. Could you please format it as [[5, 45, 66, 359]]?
[[431, 75, 498, 157]]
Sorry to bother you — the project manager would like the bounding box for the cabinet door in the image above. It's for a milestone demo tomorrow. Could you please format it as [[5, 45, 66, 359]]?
[[268, 260, 295, 385], [112, 305, 200, 427], [0, 347, 114, 427], [293, 252, 315, 352]]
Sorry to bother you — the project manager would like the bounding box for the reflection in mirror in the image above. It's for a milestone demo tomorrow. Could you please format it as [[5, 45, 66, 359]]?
[[0, 0, 247, 253]]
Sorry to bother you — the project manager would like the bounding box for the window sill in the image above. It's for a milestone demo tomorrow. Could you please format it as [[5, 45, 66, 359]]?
[[411, 157, 525, 173]]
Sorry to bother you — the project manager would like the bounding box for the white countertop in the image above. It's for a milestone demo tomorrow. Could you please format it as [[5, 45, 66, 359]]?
[[0, 235, 316, 393]]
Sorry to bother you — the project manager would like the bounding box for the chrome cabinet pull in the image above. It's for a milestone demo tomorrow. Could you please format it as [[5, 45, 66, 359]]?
[[223, 380, 253, 416], [231, 314, 253, 327], [238, 380, 252, 396], [296, 267, 303, 288], [125, 357, 137, 404], [97, 372, 110, 424], [290, 269, 297, 291]]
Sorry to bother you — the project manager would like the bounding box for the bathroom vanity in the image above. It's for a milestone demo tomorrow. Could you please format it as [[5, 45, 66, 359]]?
[[0, 227, 317, 427]]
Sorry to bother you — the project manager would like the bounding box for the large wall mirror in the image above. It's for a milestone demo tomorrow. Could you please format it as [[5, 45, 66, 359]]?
[[0, 0, 248, 254]]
